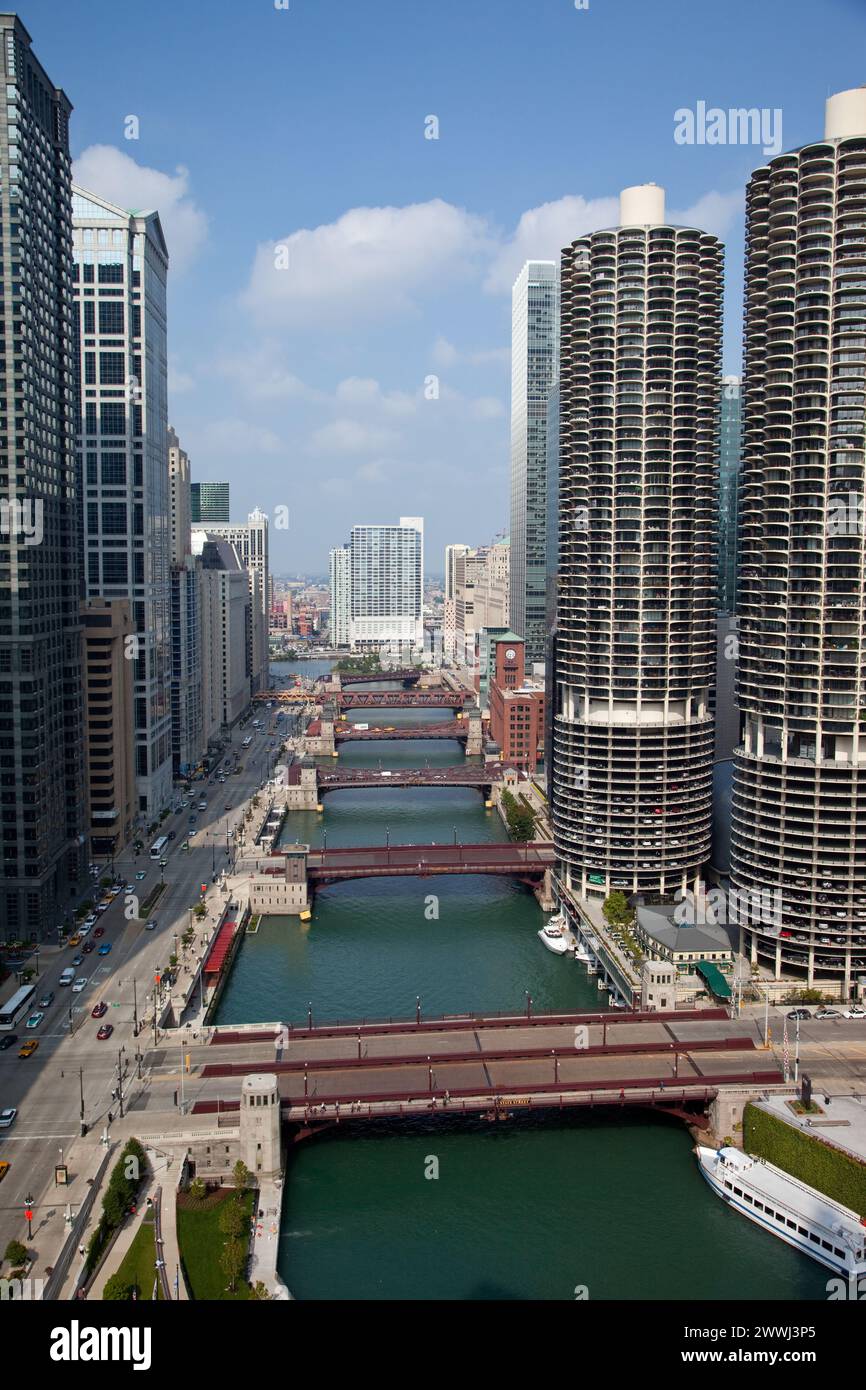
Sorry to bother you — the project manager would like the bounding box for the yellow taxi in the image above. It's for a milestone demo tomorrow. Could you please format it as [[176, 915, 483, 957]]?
[[68, 934, 82, 947], [18, 1039, 38, 1059], [0, 1161, 10, 1182]]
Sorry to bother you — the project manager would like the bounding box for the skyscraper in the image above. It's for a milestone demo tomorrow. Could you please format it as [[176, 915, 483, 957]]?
[[553, 185, 722, 900], [0, 16, 86, 941], [718, 379, 742, 614], [191, 481, 230, 523], [510, 261, 559, 664], [71, 185, 172, 818], [194, 510, 269, 693], [329, 545, 350, 647], [348, 517, 424, 651], [732, 88, 866, 993]]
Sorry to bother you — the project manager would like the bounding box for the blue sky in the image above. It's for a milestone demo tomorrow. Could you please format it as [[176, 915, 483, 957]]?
[[19, 0, 866, 573]]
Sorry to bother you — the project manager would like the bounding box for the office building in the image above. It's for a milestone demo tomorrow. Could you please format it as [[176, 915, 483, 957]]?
[[191, 480, 230, 524], [347, 517, 424, 651], [194, 510, 269, 693], [488, 636, 545, 772], [732, 88, 866, 993], [71, 184, 172, 819], [510, 260, 559, 664], [443, 543, 469, 660], [329, 544, 350, 647], [553, 184, 722, 900], [0, 17, 86, 939], [81, 598, 136, 858], [192, 533, 251, 733], [452, 542, 509, 664]]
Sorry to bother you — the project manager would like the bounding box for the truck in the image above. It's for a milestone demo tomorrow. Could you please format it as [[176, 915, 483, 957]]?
[[59, 967, 76, 986]]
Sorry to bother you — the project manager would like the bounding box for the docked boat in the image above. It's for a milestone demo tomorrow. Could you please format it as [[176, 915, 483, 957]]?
[[696, 1145, 866, 1278], [538, 923, 570, 955], [572, 942, 593, 963]]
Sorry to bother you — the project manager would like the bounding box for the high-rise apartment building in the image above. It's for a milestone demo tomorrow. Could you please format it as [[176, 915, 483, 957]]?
[[452, 542, 510, 663], [71, 185, 172, 819], [732, 89, 866, 993], [191, 481, 229, 523], [442, 543, 469, 660], [329, 544, 350, 647], [81, 598, 136, 857], [194, 509, 269, 692], [553, 185, 722, 900], [510, 260, 559, 664], [168, 427, 205, 776], [347, 517, 424, 651], [718, 379, 742, 614], [0, 16, 86, 940], [168, 425, 191, 567]]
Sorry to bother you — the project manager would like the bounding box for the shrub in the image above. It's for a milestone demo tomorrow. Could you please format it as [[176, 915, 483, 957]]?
[[103, 1273, 135, 1301], [4, 1239, 27, 1267]]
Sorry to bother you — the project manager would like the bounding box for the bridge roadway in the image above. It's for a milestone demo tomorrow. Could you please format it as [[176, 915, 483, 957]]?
[[317, 764, 502, 793], [335, 721, 468, 742], [336, 689, 472, 710], [336, 669, 421, 687], [189, 1010, 782, 1121], [302, 840, 555, 883]]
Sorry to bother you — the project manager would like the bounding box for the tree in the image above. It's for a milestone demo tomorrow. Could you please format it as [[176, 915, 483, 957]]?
[[232, 1160, 251, 1193], [188, 1177, 206, 1201], [103, 1274, 135, 1301], [603, 891, 634, 929], [219, 1197, 245, 1239], [221, 1237, 246, 1293], [4, 1239, 26, 1267], [251, 1280, 271, 1300]]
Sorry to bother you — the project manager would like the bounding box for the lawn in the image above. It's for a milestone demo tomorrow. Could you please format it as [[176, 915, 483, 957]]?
[[111, 1213, 162, 1301], [177, 1189, 254, 1300]]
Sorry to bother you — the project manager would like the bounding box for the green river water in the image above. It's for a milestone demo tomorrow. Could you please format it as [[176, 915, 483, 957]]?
[[214, 661, 827, 1301]]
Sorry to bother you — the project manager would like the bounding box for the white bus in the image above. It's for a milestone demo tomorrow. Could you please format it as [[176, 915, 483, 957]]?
[[242, 736, 253, 749], [150, 835, 169, 860], [0, 984, 36, 1030]]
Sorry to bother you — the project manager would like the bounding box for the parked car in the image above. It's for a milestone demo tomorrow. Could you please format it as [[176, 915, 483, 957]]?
[[815, 1007, 842, 1019], [0, 1108, 17, 1128], [37, 991, 54, 1009], [787, 1008, 811, 1020], [91, 1001, 108, 1019], [67, 934, 82, 948], [843, 1006, 866, 1019], [96, 1024, 114, 1041], [25, 1012, 44, 1030]]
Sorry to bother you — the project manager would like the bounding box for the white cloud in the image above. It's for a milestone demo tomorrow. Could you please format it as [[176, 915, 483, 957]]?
[[335, 377, 416, 416], [669, 189, 744, 242], [196, 418, 284, 457], [242, 198, 493, 327], [217, 348, 325, 403], [308, 419, 399, 456], [471, 396, 505, 420], [169, 360, 195, 395], [72, 145, 208, 274], [431, 336, 509, 369]]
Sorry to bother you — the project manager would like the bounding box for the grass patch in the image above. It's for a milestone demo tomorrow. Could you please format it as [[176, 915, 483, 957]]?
[[139, 883, 166, 917], [110, 1213, 162, 1301], [177, 1188, 255, 1300], [744, 1103, 866, 1213]]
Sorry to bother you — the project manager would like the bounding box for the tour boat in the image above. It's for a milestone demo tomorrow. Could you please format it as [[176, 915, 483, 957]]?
[[538, 923, 570, 955], [696, 1145, 866, 1278]]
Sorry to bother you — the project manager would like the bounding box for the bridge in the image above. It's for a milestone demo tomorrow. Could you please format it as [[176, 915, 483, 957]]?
[[305, 840, 554, 886], [334, 721, 469, 743], [336, 669, 422, 687], [253, 690, 309, 704], [316, 765, 502, 795], [193, 1007, 783, 1128], [336, 689, 472, 710]]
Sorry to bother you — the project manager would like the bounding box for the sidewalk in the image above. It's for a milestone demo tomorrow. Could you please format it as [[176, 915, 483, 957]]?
[[247, 1177, 291, 1300]]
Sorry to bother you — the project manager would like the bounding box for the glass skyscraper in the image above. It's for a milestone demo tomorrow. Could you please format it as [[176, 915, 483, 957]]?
[[191, 481, 230, 523], [510, 261, 559, 665], [0, 16, 87, 941]]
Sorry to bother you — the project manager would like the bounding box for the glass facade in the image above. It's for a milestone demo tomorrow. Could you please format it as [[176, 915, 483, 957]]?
[[191, 481, 230, 523]]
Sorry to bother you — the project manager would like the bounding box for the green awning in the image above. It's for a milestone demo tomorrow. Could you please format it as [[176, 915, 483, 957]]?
[[695, 960, 731, 999]]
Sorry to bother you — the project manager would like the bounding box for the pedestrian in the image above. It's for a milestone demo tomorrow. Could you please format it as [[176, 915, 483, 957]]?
[[78, 1245, 85, 1258], [60, 1070, 64, 1079]]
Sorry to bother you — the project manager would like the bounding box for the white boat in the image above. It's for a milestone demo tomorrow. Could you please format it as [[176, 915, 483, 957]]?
[[572, 942, 593, 964], [538, 923, 570, 955], [696, 1145, 866, 1279], [546, 911, 566, 929]]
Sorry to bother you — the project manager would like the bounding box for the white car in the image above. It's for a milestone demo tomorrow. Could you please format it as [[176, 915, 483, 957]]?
[[25, 1011, 45, 1030], [0, 1107, 17, 1129], [83, 914, 98, 928], [71, 977, 88, 993], [843, 1006, 866, 1019]]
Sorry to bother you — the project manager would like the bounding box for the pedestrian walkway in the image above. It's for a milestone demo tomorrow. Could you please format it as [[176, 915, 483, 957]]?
[[247, 1177, 291, 1300]]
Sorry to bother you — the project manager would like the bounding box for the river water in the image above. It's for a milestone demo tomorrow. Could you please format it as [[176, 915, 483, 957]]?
[[215, 660, 827, 1302]]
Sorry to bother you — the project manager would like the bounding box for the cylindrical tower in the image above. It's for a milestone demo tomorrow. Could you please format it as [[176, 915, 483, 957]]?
[[732, 88, 866, 995], [553, 185, 722, 899]]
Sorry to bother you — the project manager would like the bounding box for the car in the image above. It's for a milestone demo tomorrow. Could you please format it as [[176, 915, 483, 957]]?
[[167, 830, 176, 841], [71, 954, 83, 967], [94, 926, 105, 938], [843, 1006, 866, 1019], [815, 1007, 842, 1019], [180, 842, 189, 853], [96, 1023, 114, 1041], [0, 1107, 17, 1129], [786, 1008, 811, 1020], [135, 871, 147, 882], [83, 915, 98, 928], [18, 1039, 38, 1058], [224, 804, 232, 811], [159, 858, 168, 868], [125, 884, 135, 893], [67, 934, 82, 948], [145, 920, 157, 931], [0, 1035, 18, 1052], [25, 1012, 44, 1030], [78, 923, 92, 938], [82, 941, 95, 954], [97, 944, 111, 956], [71, 978, 88, 994], [95, 904, 109, 914], [37, 991, 54, 1009], [91, 1001, 108, 1019]]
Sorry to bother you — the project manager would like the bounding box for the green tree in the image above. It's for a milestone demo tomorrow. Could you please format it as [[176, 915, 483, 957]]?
[[4, 1239, 27, 1267], [250, 1280, 271, 1300], [219, 1196, 246, 1239], [188, 1177, 206, 1201], [220, 1237, 246, 1293], [232, 1160, 251, 1193], [603, 891, 634, 929], [103, 1274, 135, 1301]]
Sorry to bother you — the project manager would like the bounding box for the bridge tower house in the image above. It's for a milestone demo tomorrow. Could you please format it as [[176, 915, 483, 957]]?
[[239, 1073, 283, 1181]]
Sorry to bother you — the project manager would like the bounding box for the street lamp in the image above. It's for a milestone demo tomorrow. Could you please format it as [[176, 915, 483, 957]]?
[[525, 991, 532, 1021]]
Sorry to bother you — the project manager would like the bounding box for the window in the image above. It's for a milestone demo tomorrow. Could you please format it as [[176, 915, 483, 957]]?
[[83, 302, 95, 333], [102, 504, 127, 535], [98, 262, 124, 284], [100, 404, 126, 435], [101, 453, 126, 486], [99, 352, 125, 385], [98, 302, 124, 335]]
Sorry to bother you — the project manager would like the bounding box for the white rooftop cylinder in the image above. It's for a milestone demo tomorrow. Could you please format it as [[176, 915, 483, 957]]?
[[825, 87, 866, 140], [619, 184, 665, 227]]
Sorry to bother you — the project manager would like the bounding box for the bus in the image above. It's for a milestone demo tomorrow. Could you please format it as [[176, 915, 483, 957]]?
[[150, 835, 169, 860], [242, 736, 253, 749], [0, 984, 36, 1031]]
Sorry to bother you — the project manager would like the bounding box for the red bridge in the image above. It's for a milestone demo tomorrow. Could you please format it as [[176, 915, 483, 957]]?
[[317, 765, 502, 794], [334, 721, 469, 743], [337, 669, 421, 687], [337, 689, 472, 710], [304, 840, 553, 885], [194, 1007, 783, 1127]]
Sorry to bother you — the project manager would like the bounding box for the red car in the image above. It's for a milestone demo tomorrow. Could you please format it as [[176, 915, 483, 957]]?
[[94, 926, 105, 938], [91, 1001, 108, 1019], [96, 1024, 113, 1041]]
